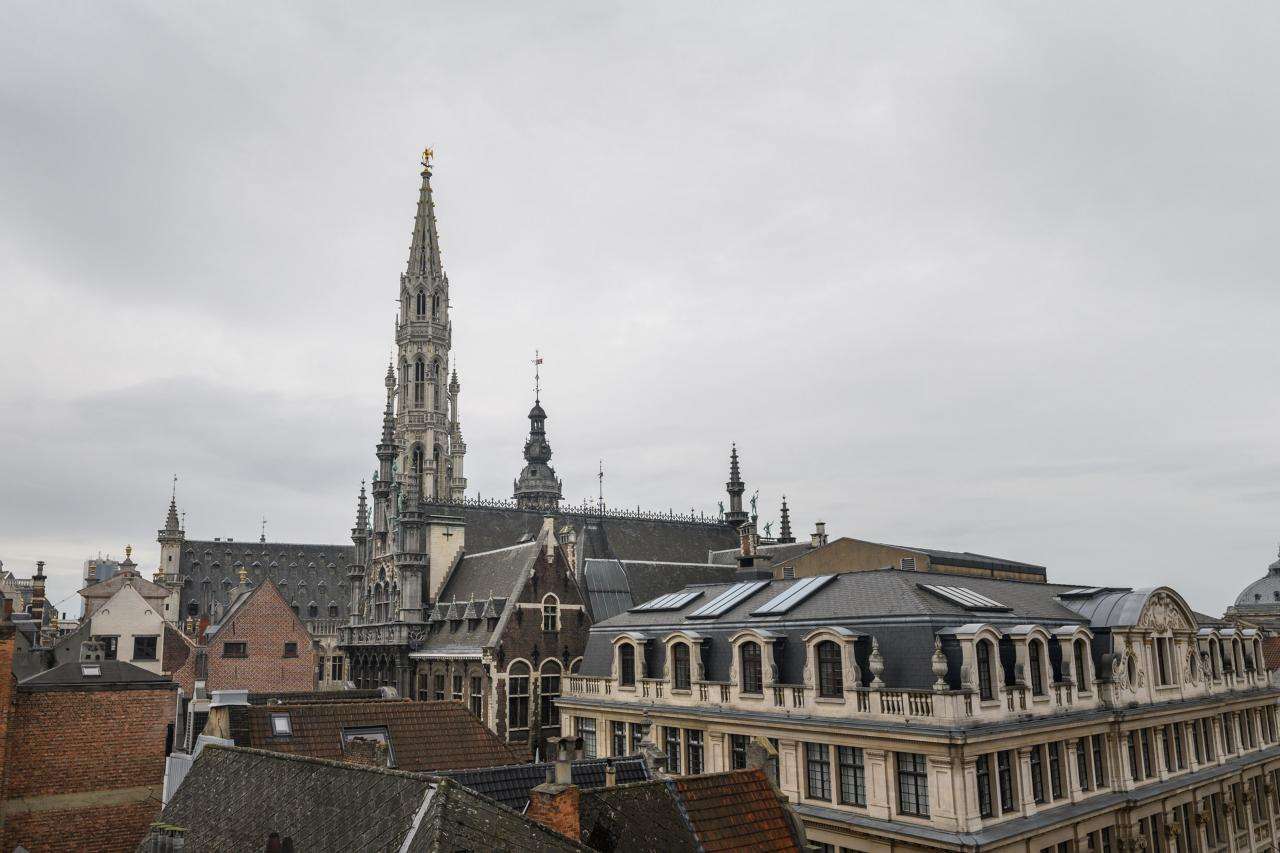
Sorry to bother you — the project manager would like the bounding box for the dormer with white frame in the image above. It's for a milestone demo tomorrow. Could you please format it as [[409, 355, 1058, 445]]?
[[801, 626, 862, 702]]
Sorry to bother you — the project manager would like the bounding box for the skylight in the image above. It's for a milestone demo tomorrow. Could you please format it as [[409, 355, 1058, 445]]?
[[630, 590, 704, 613], [920, 584, 1011, 611], [687, 580, 770, 619], [270, 712, 292, 737], [751, 575, 836, 616], [80, 664, 101, 677]]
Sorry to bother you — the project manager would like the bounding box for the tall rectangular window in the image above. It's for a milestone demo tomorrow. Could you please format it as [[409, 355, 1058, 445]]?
[[806, 743, 832, 801], [731, 734, 749, 770], [837, 746, 866, 806], [575, 717, 597, 759], [1191, 718, 1205, 764], [611, 721, 626, 757], [1162, 727, 1175, 773], [1140, 728, 1153, 778], [977, 641, 993, 701], [1223, 714, 1236, 753], [1030, 746, 1046, 804], [469, 676, 482, 718], [997, 750, 1017, 813], [1076, 738, 1091, 791], [1128, 732, 1141, 781], [1172, 722, 1186, 769], [434, 673, 445, 701], [629, 723, 644, 754], [896, 752, 930, 817], [664, 727, 681, 774], [332, 656, 344, 682], [976, 755, 993, 818], [1092, 734, 1107, 787], [686, 730, 704, 775], [1048, 742, 1063, 800], [452, 673, 463, 701]]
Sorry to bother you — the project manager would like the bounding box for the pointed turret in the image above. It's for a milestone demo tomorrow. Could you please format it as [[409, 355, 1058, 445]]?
[[778, 495, 794, 543], [724, 444, 749, 528], [349, 482, 370, 625], [514, 390, 563, 511], [406, 148, 445, 280]]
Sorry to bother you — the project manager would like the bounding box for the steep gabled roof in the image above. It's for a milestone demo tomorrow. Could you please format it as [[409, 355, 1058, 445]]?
[[79, 571, 169, 602], [144, 745, 585, 852], [231, 699, 522, 772]]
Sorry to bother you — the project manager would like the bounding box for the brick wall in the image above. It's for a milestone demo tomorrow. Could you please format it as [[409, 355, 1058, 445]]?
[[172, 581, 316, 695], [3, 685, 175, 852]]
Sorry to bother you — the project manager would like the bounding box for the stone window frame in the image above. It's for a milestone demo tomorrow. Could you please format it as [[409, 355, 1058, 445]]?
[[505, 658, 533, 732], [661, 630, 706, 694], [1050, 624, 1096, 695], [802, 627, 861, 702], [541, 593, 560, 633], [939, 624, 1005, 706], [728, 629, 783, 700], [611, 632, 649, 691], [1004, 624, 1054, 700]]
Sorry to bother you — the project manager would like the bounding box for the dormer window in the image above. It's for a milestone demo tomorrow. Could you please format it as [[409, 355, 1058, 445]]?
[[740, 642, 763, 694], [672, 642, 691, 691], [1028, 639, 1045, 695], [976, 639, 995, 701], [817, 641, 843, 697], [618, 644, 636, 687]]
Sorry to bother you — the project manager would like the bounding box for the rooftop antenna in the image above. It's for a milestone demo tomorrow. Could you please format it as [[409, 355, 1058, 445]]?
[[532, 350, 543, 401], [171, 474, 178, 500], [260, 517, 268, 544], [598, 460, 605, 511]]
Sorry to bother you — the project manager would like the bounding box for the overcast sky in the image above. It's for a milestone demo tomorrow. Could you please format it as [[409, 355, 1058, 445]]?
[[2, 2, 1279, 618]]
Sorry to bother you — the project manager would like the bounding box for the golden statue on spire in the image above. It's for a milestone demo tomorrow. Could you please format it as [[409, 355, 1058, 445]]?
[[421, 146, 434, 168]]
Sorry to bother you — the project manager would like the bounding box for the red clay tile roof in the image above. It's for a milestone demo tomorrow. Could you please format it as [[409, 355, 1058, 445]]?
[[674, 768, 804, 852], [234, 699, 523, 772]]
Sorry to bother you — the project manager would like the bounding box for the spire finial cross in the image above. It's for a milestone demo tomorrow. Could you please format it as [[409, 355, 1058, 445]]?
[[171, 474, 178, 500], [598, 460, 605, 509], [532, 350, 543, 401]]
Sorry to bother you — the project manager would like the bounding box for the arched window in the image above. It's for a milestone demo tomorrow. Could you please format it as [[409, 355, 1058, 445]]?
[[540, 661, 561, 728], [432, 359, 442, 409], [328, 602, 339, 618], [817, 640, 843, 698], [1233, 639, 1245, 675], [618, 644, 636, 686], [541, 595, 559, 632], [307, 601, 319, 618], [431, 290, 441, 320], [671, 643, 691, 691], [740, 642, 763, 694], [507, 663, 530, 729], [1209, 638, 1222, 679], [413, 359, 425, 406], [976, 639, 994, 701], [415, 289, 426, 317], [1073, 639, 1090, 693], [1028, 639, 1045, 695]]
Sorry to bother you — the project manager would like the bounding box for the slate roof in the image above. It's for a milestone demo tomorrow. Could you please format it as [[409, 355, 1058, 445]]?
[[79, 571, 169, 602], [582, 559, 737, 622], [581, 569, 1128, 690], [145, 745, 585, 852], [19, 659, 176, 692], [443, 757, 650, 811], [417, 542, 541, 656], [578, 769, 803, 853], [707, 542, 813, 567], [907, 546, 1046, 576], [176, 539, 355, 622], [428, 504, 740, 565], [230, 699, 523, 772]]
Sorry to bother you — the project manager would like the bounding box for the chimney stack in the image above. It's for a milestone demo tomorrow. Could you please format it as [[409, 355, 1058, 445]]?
[[528, 736, 581, 842], [810, 521, 828, 548], [736, 524, 771, 581], [604, 756, 617, 788], [30, 560, 47, 622]]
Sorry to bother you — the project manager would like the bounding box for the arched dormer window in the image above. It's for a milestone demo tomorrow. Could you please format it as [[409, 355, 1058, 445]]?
[[328, 602, 339, 618], [740, 641, 763, 694], [618, 643, 636, 687], [415, 289, 426, 317], [1028, 638, 1046, 695], [541, 594, 559, 632], [817, 640, 843, 698], [307, 601, 319, 618], [671, 642, 691, 691], [976, 638, 995, 701], [1073, 638, 1091, 693], [413, 358, 425, 406]]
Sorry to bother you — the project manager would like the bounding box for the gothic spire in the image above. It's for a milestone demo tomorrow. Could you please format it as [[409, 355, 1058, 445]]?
[[778, 495, 794, 543], [381, 361, 397, 445], [724, 444, 748, 528], [355, 482, 369, 530], [406, 147, 444, 280]]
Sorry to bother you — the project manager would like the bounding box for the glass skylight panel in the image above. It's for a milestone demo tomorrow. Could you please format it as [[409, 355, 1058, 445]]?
[[751, 574, 836, 616], [920, 585, 1010, 611], [687, 580, 769, 618], [631, 590, 703, 612]]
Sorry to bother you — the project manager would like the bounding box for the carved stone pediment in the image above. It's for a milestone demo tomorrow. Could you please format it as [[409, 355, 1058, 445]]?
[[1139, 591, 1193, 633]]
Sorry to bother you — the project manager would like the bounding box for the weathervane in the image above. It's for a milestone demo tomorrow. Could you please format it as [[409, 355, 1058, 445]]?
[[532, 350, 543, 401], [421, 146, 434, 168]]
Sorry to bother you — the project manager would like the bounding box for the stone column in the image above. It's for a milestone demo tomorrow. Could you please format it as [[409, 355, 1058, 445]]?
[[1017, 747, 1038, 817], [708, 733, 726, 773], [961, 756, 982, 832], [1212, 716, 1227, 766], [1153, 727, 1170, 781], [864, 748, 892, 820], [1065, 739, 1084, 803]]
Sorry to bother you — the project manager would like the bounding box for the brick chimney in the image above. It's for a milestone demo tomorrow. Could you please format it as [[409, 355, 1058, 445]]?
[[528, 736, 581, 842], [736, 525, 771, 581], [30, 560, 46, 622]]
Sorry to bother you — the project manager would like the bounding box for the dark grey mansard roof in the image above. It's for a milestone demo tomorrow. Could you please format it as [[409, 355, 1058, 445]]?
[[580, 570, 1177, 690], [583, 559, 737, 622], [177, 539, 355, 619], [708, 541, 813, 567]]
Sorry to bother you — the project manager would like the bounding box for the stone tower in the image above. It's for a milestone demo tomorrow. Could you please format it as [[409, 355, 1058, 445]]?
[[724, 444, 749, 528], [513, 396, 563, 511], [395, 148, 467, 504]]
